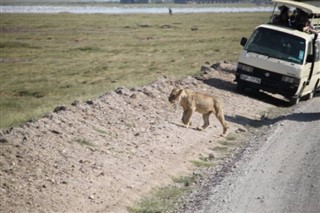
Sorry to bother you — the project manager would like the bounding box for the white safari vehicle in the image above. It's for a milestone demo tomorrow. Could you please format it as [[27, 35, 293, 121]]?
[[235, 0, 320, 105]]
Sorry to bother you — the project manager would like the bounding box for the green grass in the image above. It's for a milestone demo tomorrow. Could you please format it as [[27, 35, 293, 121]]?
[[128, 186, 186, 213], [210, 145, 228, 152], [191, 153, 216, 167], [92, 127, 109, 135], [0, 12, 268, 128], [128, 174, 200, 213], [172, 173, 201, 187], [73, 138, 94, 146], [225, 133, 238, 141]]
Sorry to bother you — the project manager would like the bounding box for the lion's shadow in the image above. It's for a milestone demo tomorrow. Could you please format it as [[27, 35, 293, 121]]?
[[168, 121, 202, 131]]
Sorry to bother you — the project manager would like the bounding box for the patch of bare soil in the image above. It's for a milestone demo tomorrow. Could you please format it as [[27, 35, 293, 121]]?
[[0, 61, 275, 213]]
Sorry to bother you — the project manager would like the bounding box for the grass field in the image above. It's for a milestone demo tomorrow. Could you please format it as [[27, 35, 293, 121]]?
[[0, 12, 268, 128]]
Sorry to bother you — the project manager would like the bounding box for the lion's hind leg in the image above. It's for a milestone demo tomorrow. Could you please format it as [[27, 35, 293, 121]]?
[[201, 112, 212, 130], [214, 111, 228, 135], [214, 102, 229, 135]]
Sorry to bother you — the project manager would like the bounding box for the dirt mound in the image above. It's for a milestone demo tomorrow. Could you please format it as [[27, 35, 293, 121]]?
[[0, 61, 273, 212]]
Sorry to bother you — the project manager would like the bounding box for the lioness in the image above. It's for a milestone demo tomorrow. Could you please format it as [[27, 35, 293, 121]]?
[[168, 88, 228, 135]]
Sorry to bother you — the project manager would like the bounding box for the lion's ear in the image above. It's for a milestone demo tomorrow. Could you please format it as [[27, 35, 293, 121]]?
[[177, 89, 183, 96]]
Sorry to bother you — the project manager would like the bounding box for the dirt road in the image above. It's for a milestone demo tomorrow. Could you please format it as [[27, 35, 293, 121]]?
[[180, 97, 320, 213]]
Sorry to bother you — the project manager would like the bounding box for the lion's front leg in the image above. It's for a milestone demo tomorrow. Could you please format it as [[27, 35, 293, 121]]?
[[182, 109, 193, 128]]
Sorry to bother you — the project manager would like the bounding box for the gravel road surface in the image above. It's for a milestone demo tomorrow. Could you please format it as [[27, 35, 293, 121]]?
[[189, 97, 320, 213]]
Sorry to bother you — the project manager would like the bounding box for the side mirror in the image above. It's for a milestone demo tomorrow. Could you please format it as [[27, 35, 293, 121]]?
[[240, 37, 247, 46], [306, 55, 314, 63]]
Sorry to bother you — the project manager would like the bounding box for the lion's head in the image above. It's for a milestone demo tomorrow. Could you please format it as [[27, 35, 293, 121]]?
[[168, 88, 183, 103]]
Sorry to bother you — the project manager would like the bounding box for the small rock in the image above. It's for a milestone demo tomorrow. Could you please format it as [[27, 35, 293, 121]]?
[[16, 154, 23, 158], [42, 113, 53, 119], [200, 65, 213, 73], [115, 87, 126, 95], [208, 153, 215, 159], [130, 94, 137, 99], [27, 118, 36, 123], [236, 127, 247, 133], [88, 195, 94, 200], [50, 130, 61, 135], [0, 137, 8, 143], [71, 100, 80, 106], [54, 106, 67, 113], [86, 99, 94, 105], [260, 113, 268, 120], [88, 147, 96, 152]]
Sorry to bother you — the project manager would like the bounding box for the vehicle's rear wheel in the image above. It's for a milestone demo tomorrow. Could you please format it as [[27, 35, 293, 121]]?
[[289, 96, 300, 106], [307, 89, 315, 100], [306, 82, 318, 100]]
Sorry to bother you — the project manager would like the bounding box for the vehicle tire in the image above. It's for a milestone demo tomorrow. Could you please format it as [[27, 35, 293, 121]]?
[[289, 96, 300, 106], [236, 82, 245, 92], [250, 87, 260, 94], [306, 89, 315, 100], [306, 82, 318, 100]]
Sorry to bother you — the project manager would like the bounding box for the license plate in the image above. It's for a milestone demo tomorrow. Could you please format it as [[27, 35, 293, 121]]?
[[240, 74, 261, 84]]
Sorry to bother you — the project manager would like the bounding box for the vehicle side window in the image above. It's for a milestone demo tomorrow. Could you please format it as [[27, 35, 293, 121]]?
[[307, 42, 313, 55], [316, 41, 320, 62], [309, 41, 320, 62]]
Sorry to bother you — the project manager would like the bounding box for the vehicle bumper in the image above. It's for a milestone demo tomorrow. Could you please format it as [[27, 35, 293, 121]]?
[[235, 66, 299, 98]]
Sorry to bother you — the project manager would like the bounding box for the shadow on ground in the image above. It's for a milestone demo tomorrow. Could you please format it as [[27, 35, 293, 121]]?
[[199, 72, 320, 129], [201, 77, 306, 107], [225, 110, 320, 129]]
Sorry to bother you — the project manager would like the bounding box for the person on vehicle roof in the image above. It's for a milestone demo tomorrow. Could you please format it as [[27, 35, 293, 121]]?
[[295, 11, 319, 34], [273, 6, 290, 27]]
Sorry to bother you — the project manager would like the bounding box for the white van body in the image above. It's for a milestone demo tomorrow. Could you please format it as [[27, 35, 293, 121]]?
[[235, 0, 320, 104]]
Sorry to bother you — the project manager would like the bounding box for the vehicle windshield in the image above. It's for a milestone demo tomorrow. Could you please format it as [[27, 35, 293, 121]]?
[[244, 27, 306, 64]]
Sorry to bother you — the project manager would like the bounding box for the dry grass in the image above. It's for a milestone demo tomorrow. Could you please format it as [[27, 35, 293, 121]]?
[[0, 12, 268, 128]]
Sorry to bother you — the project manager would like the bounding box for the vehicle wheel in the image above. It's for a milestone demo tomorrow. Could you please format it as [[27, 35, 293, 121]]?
[[306, 90, 315, 100], [250, 87, 260, 94], [236, 82, 245, 92], [306, 83, 318, 100], [289, 96, 300, 106]]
